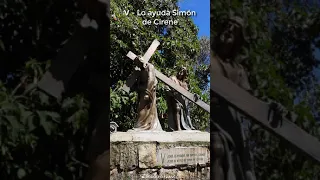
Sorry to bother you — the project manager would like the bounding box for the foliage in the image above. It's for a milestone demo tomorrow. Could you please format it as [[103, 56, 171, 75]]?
[[0, 60, 90, 179], [195, 36, 210, 91], [212, 0, 320, 179], [0, 0, 82, 84], [0, 0, 91, 179]]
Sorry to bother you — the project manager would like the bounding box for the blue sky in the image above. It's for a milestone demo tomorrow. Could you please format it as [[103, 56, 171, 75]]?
[[178, 0, 210, 37], [178, 0, 211, 84], [178, 0, 210, 83]]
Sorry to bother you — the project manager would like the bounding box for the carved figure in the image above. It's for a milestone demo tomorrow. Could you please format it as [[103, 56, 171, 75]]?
[[165, 67, 195, 131], [133, 56, 162, 131], [211, 16, 256, 180]]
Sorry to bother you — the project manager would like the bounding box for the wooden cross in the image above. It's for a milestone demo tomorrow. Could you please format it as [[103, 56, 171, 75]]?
[[124, 39, 210, 113], [122, 39, 160, 93], [211, 71, 320, 163]]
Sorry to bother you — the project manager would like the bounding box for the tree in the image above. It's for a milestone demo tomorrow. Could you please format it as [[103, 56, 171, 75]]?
[[195, 36, 210, 91], [0, 0, 93, 179]]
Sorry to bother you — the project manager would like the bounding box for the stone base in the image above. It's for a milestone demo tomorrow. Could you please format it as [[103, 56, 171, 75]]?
[[110, 131, 210, 180]]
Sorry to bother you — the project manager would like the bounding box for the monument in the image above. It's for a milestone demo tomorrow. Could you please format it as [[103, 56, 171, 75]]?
[[210, 16, 257, 180], [110, 39, 210, 179], [165, 67, 196, 131], [123, 40, 162, 131]]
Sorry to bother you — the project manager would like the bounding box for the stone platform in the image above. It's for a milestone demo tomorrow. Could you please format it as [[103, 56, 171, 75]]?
[[110, 131, 210, 180]]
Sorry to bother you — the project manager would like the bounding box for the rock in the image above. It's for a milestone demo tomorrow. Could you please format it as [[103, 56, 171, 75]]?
[[110, 130, 209, 142], [138, 143, 157, 168], [110, 131, 210, 179]]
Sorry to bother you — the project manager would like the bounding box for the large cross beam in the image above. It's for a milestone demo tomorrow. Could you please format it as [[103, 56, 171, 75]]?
[[211, 71, 320, 163], [122, 39, 160, 92], [124, 40, 210, 113]]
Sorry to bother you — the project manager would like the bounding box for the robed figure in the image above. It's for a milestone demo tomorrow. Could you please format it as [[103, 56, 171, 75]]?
[[131, 56, 162, 131], [210, 16, 256, 180], [165, 67, 195, 131]]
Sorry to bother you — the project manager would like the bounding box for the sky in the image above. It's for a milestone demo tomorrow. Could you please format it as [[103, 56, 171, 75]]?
[[178, 0, 210, 83], [178, 0, 210, 38]]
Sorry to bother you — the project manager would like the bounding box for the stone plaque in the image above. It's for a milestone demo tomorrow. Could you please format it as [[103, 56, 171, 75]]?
[[156, 147, 209, 166]]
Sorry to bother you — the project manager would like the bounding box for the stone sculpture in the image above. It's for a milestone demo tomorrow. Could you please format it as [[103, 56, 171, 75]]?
[[165, 67, 195, 131], [132, 56, 162, 131], [210, 16, 256, 180]]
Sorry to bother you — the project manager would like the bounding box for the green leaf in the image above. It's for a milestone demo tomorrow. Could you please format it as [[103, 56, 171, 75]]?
[[62, 98, 75, 109], [20, 110, 33, 125], [0, 102, 18, 113], [36, 111, 52, 135], [6, 116, 20, 141], [6, 115, 20, 129], [17, 168, 26, 179], [45, 111, 60, 123], [39, 91, 49, 105], [44, 171, 53, 178]]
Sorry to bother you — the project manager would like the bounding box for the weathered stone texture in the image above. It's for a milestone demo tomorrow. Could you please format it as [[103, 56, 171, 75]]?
[[110, 167, 210, 180], [110, 131, 210, 179]]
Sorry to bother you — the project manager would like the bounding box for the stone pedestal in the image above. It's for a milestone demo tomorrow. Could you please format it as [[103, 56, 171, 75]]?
[[110, 131, 210, 180]]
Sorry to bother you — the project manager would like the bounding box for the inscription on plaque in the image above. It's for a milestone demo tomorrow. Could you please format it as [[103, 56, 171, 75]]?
[[156, 147, 209, 166]]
